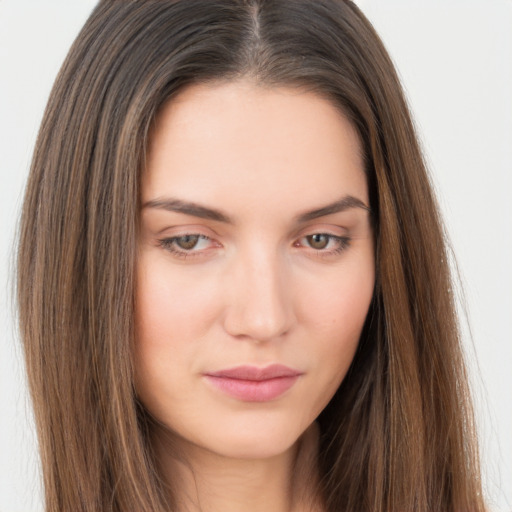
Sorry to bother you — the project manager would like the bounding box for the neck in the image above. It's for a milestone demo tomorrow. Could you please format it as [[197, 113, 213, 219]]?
[[151, 423, 321, 512]]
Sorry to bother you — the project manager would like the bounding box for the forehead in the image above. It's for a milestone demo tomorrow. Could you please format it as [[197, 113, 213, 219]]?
[[143, 81, 367, 219]]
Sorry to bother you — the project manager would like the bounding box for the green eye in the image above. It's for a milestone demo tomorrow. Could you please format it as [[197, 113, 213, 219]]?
[[306, 234, 330, 250]]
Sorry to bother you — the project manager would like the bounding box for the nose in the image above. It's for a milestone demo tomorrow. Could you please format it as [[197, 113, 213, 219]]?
[[222, 246, 295, 343]]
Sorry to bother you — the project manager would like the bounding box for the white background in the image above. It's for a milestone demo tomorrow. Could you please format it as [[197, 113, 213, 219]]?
[[1, 1, 511, 511]]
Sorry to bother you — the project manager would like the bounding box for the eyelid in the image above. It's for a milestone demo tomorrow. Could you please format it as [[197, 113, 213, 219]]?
[[153, 222, 222, 238], [293, 223, 349, 240]]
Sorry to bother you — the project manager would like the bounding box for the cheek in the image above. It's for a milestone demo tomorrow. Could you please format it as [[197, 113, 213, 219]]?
[[298, 251, 375, 382], [302, 252, 374, 338], [133, 255, 219, 407], [135, 255, 220, 345]]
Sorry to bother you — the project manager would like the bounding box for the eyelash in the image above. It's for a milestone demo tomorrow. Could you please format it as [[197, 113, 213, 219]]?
[[157, 233, 351, 259], [158, 234, 214, 259], [295, 234, 351, 255]]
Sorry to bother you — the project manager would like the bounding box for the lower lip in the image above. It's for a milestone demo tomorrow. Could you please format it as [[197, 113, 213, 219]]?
[[204, 375, 300, 402]]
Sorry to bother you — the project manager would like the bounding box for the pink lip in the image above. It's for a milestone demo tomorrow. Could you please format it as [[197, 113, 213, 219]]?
[[203, 364, 302, 402]]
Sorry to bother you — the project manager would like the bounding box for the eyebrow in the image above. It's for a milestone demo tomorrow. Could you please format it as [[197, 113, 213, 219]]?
[[295, 195, 371, 222], [142, 198, 232, 223], [142, 195, 371, 224]]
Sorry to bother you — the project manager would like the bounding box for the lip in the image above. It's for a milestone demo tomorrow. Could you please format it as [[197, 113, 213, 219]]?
[[203, 364, 303, 402]]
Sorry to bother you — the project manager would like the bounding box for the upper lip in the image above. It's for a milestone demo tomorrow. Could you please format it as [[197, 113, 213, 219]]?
[[204, 364, 302, 381]]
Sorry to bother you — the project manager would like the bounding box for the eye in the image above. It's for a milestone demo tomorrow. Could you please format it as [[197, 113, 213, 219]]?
[[305, 234, 330, 250], [295, 233, 350, 255], [158, 234, 217, 258], [173, 234, 204, 250]]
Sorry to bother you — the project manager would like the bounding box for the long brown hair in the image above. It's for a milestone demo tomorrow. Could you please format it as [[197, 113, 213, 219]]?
[[17, 1, 485, 510]]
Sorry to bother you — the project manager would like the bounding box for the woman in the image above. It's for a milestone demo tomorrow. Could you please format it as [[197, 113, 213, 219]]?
[[17, 0, 485, 511]]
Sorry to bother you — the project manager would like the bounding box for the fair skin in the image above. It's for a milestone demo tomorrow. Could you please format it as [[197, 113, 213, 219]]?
[[135, 81, 375, 512]]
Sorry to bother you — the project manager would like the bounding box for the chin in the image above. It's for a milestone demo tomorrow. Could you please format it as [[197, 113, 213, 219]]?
[[213, 433, 299, 460], [177, 415, 310, 461]]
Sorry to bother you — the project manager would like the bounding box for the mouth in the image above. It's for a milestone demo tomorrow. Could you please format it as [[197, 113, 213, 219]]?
[[203, 364, 303, 402]]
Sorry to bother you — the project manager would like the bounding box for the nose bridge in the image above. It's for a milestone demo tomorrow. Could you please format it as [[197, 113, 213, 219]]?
[[223, 241, 294, 342]]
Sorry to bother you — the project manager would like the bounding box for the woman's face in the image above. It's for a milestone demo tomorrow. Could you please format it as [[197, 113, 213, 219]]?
[[135, 81, 374, 460]]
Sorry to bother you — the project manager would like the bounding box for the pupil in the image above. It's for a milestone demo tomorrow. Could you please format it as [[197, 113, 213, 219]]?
[[308, 234, 329, 249], [177, 235, 199, 250]]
